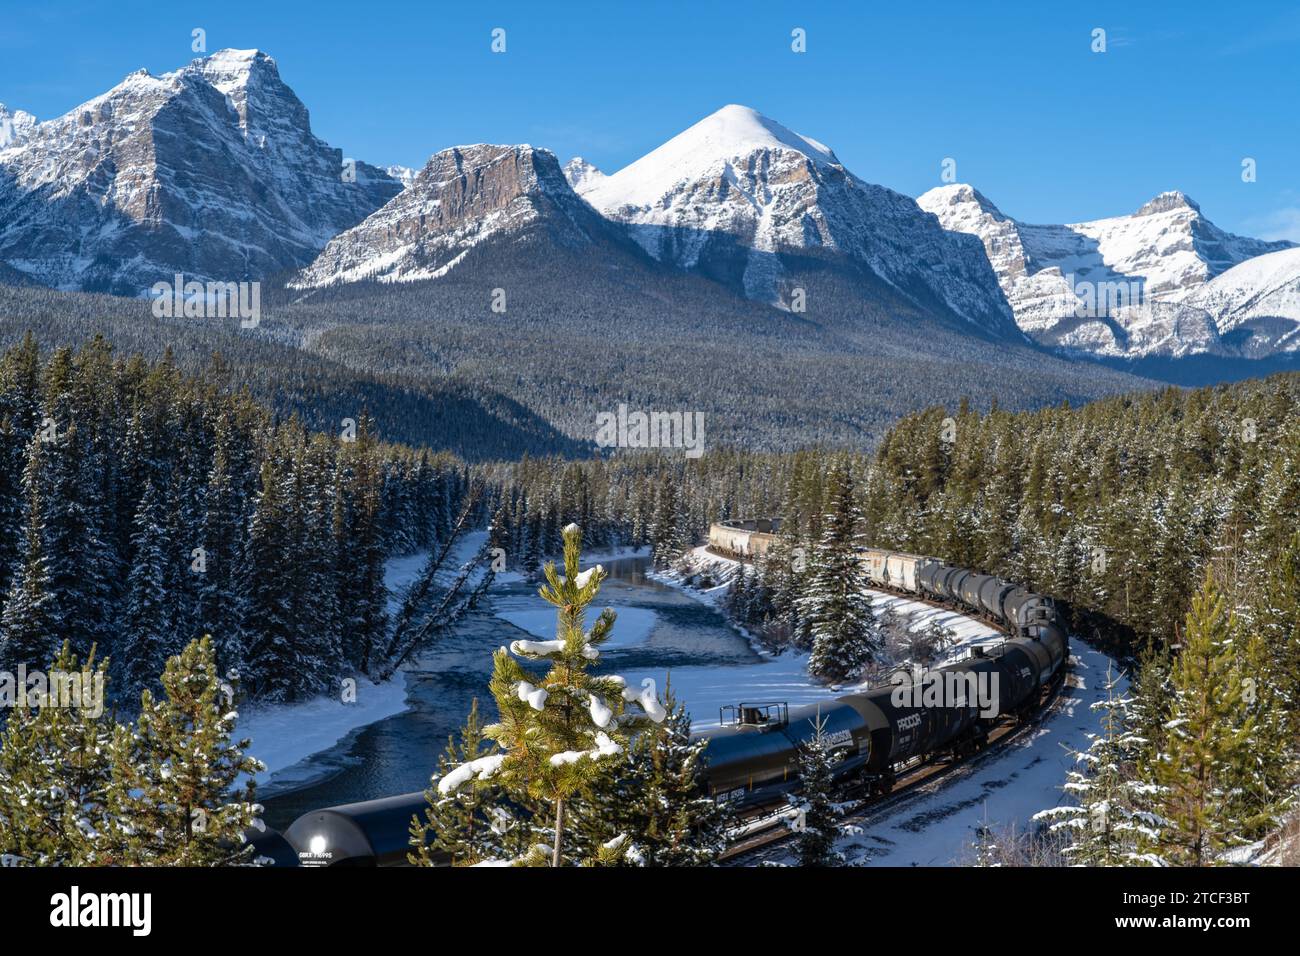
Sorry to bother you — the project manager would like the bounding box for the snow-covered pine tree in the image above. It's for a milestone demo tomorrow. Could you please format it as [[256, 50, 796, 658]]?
[[0, 642, 114, 865], [198, 410, 252, 679], [576, 683, 731, 866], [242, 456, 296, 700], [120, 480, 172, 698], [1034, 668, 1163, 865], [0, 436, 57, 674], [790, 710, 845, 867], [335, 413, 388, 676], [796, 462, 879, 683], [297, 435, 345, 694], [1231, 625, 1295, 840], [1256, 528, 1300, 709], [0, 334, 41, 600], [107, 636, 265, 865], [450, 523, 665, 866], [521, 505, 543, 582], [1153, 571, 1255, 865], [726, 565, 751, 624], [409, 699, 525, 866]]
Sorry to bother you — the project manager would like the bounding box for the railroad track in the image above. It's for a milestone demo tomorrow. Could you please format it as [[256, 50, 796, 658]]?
[[717, 671, 1071, 863], [720, 669, 1070, 864], [698, 552, 1072, 865], [702, 546, 1076, 868]]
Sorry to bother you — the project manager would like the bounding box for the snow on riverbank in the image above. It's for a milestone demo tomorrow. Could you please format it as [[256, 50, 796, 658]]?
[[638, 547, 1009, 727], [236, 543, 461, 787], [235, 675, 411, 789], [239, 537, 651, 787]]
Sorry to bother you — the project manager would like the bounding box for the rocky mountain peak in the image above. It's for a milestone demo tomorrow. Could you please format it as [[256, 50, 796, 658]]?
[[581, 107, 1016, 336], [563, 156, 605, 193], [921, 182, 1295, 357], [294, 142, 605, 288], [1134, 190, 1201, 217], [0, 103, 38, 148], [0, 48, 399, 294]]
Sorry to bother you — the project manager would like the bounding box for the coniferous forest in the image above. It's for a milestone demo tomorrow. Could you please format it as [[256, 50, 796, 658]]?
[[6, 6, 1300, 938], [0, 334, 478, 705], [4, 329, 1299, 871]]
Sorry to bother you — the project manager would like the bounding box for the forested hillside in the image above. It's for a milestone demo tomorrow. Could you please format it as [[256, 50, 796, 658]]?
[[863, 378, 1300, 658], [0, 285, 583, 459], [278, 242, 1158, 450], [0, 335, 481, 703]]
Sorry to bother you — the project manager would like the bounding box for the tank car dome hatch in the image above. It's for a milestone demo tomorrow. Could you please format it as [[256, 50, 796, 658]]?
[[285, 791, 429, 867]]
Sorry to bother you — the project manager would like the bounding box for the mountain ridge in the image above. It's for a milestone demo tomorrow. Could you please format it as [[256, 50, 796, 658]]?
[[0, 48, 399, 294]]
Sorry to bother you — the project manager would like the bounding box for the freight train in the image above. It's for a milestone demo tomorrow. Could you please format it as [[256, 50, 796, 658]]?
[[268, 528, 1068, 865], [700, 530, 1069, 812]]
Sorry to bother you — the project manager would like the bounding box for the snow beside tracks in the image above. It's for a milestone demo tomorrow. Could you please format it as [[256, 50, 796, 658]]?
[[830, 642, 1121, 866], [657, 547, 1124, 865], [638, 546, 1009, 728]]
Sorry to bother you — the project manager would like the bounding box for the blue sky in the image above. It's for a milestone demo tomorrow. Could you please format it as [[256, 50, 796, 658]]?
[[2, 0, 1297, 237]]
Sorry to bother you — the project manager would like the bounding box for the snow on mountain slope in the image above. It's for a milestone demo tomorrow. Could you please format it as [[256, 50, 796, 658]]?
[[293, 143, 608, 287], [582, 105, 1019, 337], [0, 104, 37, 147], [1182, 246, 1300, 354], [563, 156, 605, 193], [0, 49, 400, 294], [385, 164, 418, 189], [919, 184, 1293, 357]]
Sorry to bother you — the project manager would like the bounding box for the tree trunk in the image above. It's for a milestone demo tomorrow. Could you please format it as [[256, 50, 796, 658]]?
[[551, 798, 565, 867]]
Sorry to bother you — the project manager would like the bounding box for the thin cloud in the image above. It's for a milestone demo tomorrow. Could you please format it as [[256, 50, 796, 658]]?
[[1242, 207, 1300, 243]]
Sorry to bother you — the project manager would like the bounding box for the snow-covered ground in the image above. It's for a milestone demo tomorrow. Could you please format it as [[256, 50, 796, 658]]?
[[234, 674, 410, 789], [239, 537, 651, 787], [643, 547, 1124, 865], [234, 547, 439, 787], [827, 642, 1120, 866], [620, 547, 1009, 728]]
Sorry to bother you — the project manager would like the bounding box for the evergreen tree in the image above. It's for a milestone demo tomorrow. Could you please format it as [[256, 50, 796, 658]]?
[[243, 458, 296, 700], [0, 437, 57, 673], [1231, 625, 1295, 840], [0, 642, 114, 865], [120, 480, 172, 698], [1152, 572, 1255, 865], [336, 414, 388, 674], [1255, 528, 1300, 706], [577, 684, 731, 866], [409, 699, 524, 866], [106, 636, 265, 865], [197, 411, 252, 678], [796, 463, 879, 683], [1035, 669, 1162, 865], [790, 711, 845, 867], [454, 524, 664, 866]]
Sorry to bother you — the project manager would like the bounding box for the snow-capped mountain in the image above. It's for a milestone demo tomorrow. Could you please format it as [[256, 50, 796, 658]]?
[[293, 143, 611, 287], [384, 164, 419, 189], [1180, 246, 1300, 355], [0, 49, 400, 294], [0, 104, 37, 147], [579, 105, 1019, 337], [918, 184, 1293, 356], [563, 157, 605, 192]]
